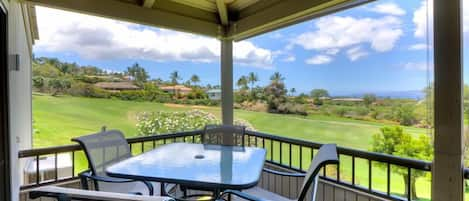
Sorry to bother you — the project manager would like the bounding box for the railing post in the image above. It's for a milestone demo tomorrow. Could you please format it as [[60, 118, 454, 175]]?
[[432, 0, 464, 200]]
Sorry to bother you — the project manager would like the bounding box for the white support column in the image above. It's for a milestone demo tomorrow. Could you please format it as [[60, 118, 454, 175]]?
[[432, 0, 464, 200], [220, 39, 233, 125]]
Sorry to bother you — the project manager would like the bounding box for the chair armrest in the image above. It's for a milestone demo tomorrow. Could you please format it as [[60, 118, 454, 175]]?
[[262, 167, 306, 177], [29, 186, 173, 201], [79, 171, 154, 195], [217, 190, 265, 201], [30, 189, 70, 201]]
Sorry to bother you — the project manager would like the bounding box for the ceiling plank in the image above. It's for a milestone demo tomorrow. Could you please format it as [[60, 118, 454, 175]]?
[[172, 0, 217, 12], [25, 0, 221, 38], [227, 0, 373, 40], [216, 0, 229, 25], [155, 0, 219, 22], [228, 0, 260, 11], [142, 0, 156, 8]]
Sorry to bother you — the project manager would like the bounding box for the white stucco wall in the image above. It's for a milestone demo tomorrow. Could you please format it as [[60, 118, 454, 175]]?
[[2, 0, 34, 200]]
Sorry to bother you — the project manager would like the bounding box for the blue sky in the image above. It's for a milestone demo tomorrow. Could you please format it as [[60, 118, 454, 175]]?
[[33, 0, 469, 96]]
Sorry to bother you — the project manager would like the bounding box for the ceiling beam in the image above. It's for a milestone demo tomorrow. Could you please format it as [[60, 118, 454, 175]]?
[[142, 0, 156, 8], [216, 0, 229, 25], [226, 0, 373, 41], [25, 0, 221, 38]]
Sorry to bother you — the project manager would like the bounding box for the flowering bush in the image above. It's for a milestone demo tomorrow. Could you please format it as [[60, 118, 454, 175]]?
[[234, 119, 255, 131], [137, 109, 255, 136]]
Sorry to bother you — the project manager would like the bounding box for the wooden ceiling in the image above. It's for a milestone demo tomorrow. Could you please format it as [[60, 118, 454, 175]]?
[[25, 0, 372, 40]]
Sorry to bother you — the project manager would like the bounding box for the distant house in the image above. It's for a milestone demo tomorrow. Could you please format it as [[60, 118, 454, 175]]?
[[319, 96, 331, 100], [160, 85, 193, 95], [94, 82, 140, 92], [206, 89, 221, 100]]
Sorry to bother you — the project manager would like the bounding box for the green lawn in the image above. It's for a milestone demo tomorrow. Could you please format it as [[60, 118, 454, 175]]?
[[33, 94, 435, 200], [33, 94, 427, 149]]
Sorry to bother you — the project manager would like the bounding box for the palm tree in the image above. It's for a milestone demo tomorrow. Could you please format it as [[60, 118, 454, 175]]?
[[270, 72, 285, 83], [126, 63, 149, 83], [170, 71, 182, 85], [236, 76, 248, 90], [290, 88, 296, 96], [190, 74, 200, 86], [247, 72, 258, 90]]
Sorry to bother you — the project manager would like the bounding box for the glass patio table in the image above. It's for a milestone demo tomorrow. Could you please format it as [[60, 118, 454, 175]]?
[[106, 142, 267, 193]]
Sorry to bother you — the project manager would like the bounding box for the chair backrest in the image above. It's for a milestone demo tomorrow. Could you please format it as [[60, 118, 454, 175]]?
[[202, 124, 246, 146], [72, 130, 131, 177], [296, 144, 339, 201]]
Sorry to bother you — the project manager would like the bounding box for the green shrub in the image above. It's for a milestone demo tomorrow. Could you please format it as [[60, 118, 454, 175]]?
[[313, 98, 323, 106], [47, 78, 72, 96], [353, 107, 370, 116], [187, 88, 208, 99], [332, 107, 348, 117], [69, 82, 110, 98], [74, 75, 105, 84], [137, 109, 254, 136], [137, 110, 220, 135], [277, 102, 307, 116], [394, 104, 417, 126], [32, 76, 45, 91]]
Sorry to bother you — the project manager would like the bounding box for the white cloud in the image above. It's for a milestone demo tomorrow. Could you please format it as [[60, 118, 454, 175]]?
[[413, 0, 469, 38], [305, 55, 332, 65], [292, 16, 403, 53], [346, 46, 368, 61], [281, 55, 296, 62], [325, 48, 340, 55], [370, 3, 406, 16], [413, 1, 431, 38], [34, 6, 273, 68], [404, 62, 429, 71], [409, 43, 429, 50]]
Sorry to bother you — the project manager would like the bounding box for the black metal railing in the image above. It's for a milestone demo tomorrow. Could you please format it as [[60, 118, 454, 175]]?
[[18, 130, 204, 190], [18, 129, 468, 201], [244, 130, 434, 201]]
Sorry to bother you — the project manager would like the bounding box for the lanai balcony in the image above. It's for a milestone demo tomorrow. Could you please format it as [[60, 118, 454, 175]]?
[[19, 128, 443, 201], [1, 0, 465, 201]]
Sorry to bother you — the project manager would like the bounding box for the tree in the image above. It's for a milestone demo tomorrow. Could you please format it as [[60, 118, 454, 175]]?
[[32, 63, 61, 78], [248, 72, 259, 89], [57, 62, 78, 75], [32, 76, 45, 90], [190, 74, 200, 86], [310, 89, 329, 106], [270, 72, 285, 83], [125, 63, 149, 83], [363, 93, 377, 106], [371, 126, 432, 200], [48, 78, 71, 96], [236, 76, 249, 90], [289, 88, 296, 96], [310, 89, 329, 98], [170, 71, 182, 85], [264, 79, 287, 112], [395, 104, 417, 126]]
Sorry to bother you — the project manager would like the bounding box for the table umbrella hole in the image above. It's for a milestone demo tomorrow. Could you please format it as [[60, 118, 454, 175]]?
[[195, 154, 205, 159]]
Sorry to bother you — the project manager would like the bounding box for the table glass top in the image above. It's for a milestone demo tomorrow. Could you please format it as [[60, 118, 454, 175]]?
[[106, 143, 266, 188]]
